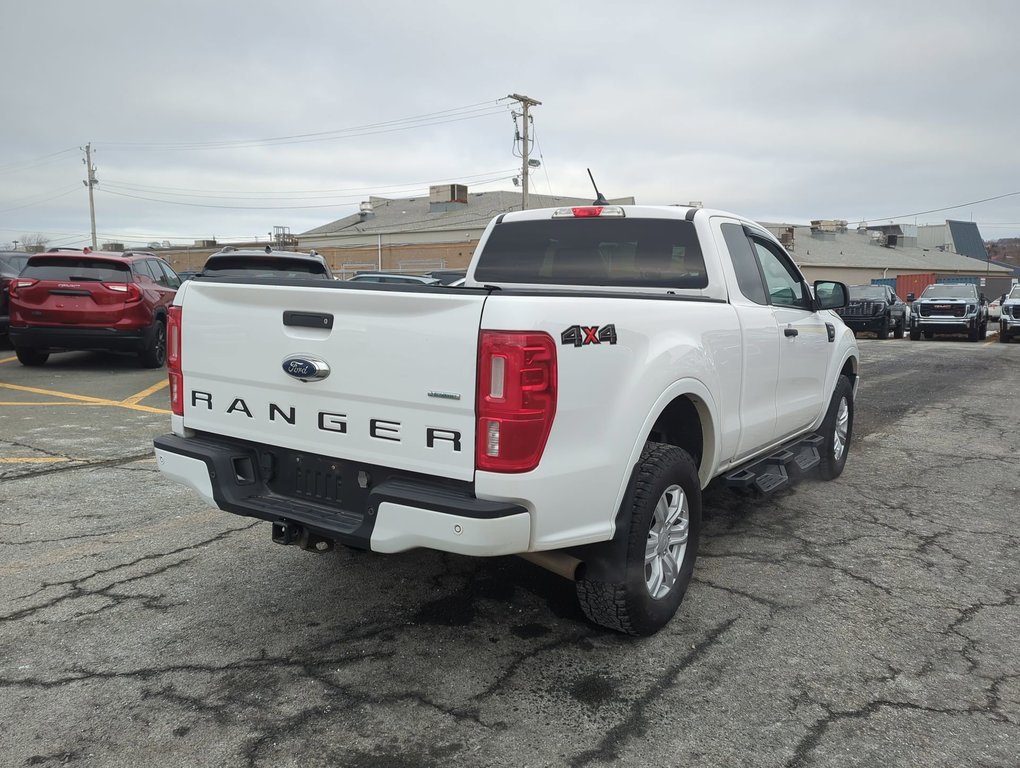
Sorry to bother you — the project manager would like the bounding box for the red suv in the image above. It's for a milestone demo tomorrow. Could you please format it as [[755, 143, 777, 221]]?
[[8, 248, 181, 367]]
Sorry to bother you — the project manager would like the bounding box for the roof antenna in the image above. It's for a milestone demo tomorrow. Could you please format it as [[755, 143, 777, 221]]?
[[587, 168, 608, 206]]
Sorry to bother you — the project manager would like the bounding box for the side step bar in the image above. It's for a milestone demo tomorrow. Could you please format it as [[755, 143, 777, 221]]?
[[723, 434, 825, 496]]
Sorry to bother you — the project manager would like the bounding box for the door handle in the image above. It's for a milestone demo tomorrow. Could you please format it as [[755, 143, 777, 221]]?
[[784, 327, 799, 337]]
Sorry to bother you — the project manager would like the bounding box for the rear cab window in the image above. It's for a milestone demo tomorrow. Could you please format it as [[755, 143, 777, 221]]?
[[473, 218, 708, 290]]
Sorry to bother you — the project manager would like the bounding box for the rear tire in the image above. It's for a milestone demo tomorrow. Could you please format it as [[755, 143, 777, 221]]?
[[1000, 329, 1010, 343], [140, 320, 167, 368], [968, 323, 979, 342], [576, 443, 701, 636], [818, 376, 853, 481], [893, 317, 905, 339], [909, 326, 920, 341], [15, 347, 49, 366], [978, 322, 987, 341]]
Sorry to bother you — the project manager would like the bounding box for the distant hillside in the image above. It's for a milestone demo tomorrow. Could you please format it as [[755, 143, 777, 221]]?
[[987, 239, 1020, 265]]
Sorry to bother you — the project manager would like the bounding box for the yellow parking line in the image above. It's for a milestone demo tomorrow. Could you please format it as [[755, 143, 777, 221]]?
[[982, 336, 998, 347], [0, 382, 170, 414], [0, 457, 70, 464], [0, 381, 119, 405], [0, 401, 106, 406], [118, 402, 171, 415], [121, 378, 169, 405], [0, 355, 16, 364]]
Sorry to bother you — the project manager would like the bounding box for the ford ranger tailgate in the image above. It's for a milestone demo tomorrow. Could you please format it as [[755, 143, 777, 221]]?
[[178, 281, 486, 481]]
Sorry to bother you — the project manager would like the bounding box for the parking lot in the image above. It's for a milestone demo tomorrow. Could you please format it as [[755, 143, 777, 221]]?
[[1, 335, 1018, 768]]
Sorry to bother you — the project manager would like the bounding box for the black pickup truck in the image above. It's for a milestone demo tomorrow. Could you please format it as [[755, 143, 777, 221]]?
[[834, 284, 908, 340]]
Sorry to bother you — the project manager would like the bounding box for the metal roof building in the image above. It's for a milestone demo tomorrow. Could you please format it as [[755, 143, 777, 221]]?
[[762, 221, 1011, 287], [299, 184, 634, 277]]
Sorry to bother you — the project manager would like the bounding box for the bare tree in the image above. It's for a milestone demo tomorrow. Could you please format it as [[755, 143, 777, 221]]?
[[19, 233, 50, 252]]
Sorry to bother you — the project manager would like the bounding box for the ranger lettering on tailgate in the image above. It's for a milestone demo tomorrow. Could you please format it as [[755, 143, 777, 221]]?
[[189, 390, 461, 451]]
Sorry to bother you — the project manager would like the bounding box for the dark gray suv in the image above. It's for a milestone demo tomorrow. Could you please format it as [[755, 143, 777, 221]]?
[[200, 247, 333, 280], [0, 251, 31, 337]]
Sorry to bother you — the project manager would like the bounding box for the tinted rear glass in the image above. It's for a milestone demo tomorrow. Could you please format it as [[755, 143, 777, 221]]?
[[202, 256, 329, 278], [920, 284, 976, 299], [1, 254, 30, 273], [22, 257, 130, 282], [474, 218, 707, 288]]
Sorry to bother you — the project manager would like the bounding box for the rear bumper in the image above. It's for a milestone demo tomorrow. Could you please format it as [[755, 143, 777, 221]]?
[[153, 433, 531, 556], [9, 325, 150, 352]]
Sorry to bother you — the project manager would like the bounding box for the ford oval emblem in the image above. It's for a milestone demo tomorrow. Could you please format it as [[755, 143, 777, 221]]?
[[282, 355, 331, 382]]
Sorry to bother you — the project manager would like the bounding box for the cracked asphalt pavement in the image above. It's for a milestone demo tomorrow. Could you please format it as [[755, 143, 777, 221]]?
[[1, 338, 1018, 767]]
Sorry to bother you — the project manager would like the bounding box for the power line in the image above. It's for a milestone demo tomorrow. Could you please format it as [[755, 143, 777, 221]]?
[[862, 190, 1020, 224], [0, 147, 78, 176], [95, 101, 513, 152], [97, 174, 517, 210], [0, 185, 82, 215], [97, 168, 520, 199]]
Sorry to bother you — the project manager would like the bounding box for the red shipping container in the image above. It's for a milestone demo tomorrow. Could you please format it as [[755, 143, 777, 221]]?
[[897, 273, 936, 300]]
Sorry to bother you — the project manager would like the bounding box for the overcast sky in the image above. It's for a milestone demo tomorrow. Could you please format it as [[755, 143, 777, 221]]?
[[3, 0, 1019, 250]]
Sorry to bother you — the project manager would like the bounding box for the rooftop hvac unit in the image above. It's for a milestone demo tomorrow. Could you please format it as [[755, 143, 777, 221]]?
[[429, 184, 468, 204]]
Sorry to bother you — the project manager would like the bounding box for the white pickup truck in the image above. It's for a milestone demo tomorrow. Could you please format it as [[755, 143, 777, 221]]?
[[154, 204, 859, 635]]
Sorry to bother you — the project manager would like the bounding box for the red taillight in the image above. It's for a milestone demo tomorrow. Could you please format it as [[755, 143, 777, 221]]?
[[167, 305, 183, 416], [476, 331, 557, 473], [572, 206, 603, 217], [8, 278, 38, 298], [102, 282, 143, 302]]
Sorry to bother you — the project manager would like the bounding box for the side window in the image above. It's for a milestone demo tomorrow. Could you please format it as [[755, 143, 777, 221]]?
[[749, 239, 810, 309], [133, 261, 156, 282], [157, 260, 181, 289], [147, 260, 170, 287], [721, 223, 767, 305]]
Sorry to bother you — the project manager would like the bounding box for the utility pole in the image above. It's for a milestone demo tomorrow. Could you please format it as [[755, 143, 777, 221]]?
[[83, 143, 98, 250], [508, 93, 541, 210]]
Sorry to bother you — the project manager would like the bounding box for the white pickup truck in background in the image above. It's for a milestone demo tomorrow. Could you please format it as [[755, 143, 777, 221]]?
[[154, 204, 859, 635]]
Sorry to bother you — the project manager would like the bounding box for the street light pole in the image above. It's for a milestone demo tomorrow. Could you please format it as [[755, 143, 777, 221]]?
[[508, 93, 541, 210], [83, 143, 98, 250]]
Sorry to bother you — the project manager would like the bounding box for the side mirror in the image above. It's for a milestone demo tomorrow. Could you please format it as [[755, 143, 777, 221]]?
[[980, 293, 987, 302], [813, 280, 848, 310], [907, 292, 915, 302]]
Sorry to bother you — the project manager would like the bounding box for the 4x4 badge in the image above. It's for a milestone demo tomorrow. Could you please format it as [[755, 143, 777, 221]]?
[[282, 355, 331, 382], [560, 324, 618, 347]]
